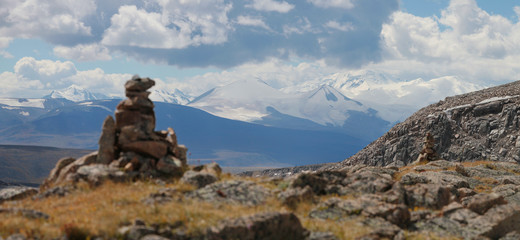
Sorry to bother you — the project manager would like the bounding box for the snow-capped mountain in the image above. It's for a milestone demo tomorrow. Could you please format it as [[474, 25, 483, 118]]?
[[44, 85, 110, 102], [188, 79, 390, 140], [150, 88, 192, 105], [298, 85, 365, 127], [287, 70, 485, 122], [189, 79, 291, 122]]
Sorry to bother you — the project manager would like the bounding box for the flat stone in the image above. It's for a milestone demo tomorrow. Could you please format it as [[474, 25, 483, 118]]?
[[156, 156, 184, 176], [462, 193, 507, 215], [174, 144, 188, 164], [121, 141, 168, 159], [115, 110, 155, 132], [125, 76, 155, 92], [117, 98, 154, 111]]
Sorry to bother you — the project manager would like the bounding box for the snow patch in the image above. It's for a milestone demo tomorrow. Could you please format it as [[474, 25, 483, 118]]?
[[19, 111, 30, 116], [88, 105, 112, 112], [0, 98, 45, 108], [478, 95, 520, 104]]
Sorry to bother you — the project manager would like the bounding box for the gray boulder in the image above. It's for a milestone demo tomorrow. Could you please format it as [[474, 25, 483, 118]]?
[[467, 203, 520, 239], [0, 186, 38, 203], [186, 180, 270, 206], [180, 170, 218, 189], [461, 193, 506, 215], [206, 212, 309, 240]]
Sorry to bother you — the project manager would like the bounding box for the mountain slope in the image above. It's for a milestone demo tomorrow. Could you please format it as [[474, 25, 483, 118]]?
[[0, 99, 367, 167], [189, 79, 390, 140], [150, 88, 192, 104], [288, 70, 484, 122], [331, 80, 520, 168]]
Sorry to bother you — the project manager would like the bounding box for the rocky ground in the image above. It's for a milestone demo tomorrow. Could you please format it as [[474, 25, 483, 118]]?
[[334, 80, 520, 168], [2, 159, 520, 239]]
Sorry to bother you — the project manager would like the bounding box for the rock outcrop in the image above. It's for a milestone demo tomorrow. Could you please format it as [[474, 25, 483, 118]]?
[[41, 76, 188, 188], [335, 80, 520, 168]]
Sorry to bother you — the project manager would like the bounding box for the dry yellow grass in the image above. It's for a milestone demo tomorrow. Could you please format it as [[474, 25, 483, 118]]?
[[1, 160, 506, 239], [0, 177, 374, 239]]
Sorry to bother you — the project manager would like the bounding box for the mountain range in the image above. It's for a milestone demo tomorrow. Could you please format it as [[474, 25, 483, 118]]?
[[0, 70, 487, 171], [0, 98, 367, 169], [188, 79, 390, 141]]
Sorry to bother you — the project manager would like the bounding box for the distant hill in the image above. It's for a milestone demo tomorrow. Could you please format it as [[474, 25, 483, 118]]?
[[0, 145, 91, 184]]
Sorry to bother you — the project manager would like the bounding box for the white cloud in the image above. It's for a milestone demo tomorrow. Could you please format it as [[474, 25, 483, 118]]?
[[54, 44, 112, 61], [0, 71, 43, 97], [324, 21, 354, 32], [14, 57, 77, 88], [0, 37, 13, 58], [102, 1, 232, 49], [236, 15, 270, 30], [245, 0, 294, 13], [64, 68, 132, 97], [175, 58, 336, 96], [0, 37, 12, 49], [282, 17, 317, 36], [377, 0, 520, 85], [307, 0, 354, 9], [1, 57, 133, 98], [0, 0, 95, 43]]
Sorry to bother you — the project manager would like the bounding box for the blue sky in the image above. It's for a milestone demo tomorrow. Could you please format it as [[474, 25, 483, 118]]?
[[1, 0, 520, 98]]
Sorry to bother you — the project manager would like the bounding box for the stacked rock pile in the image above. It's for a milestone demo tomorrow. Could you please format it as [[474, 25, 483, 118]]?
[[42, 76, 188, 188], [413, 132, 439, 165]]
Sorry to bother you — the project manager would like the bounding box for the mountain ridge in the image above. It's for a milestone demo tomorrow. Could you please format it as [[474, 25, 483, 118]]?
[[330, 79, 520, 169]]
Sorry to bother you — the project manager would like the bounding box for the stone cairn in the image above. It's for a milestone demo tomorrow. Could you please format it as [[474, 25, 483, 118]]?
[[42, 76, 188, 188], [413, 132, 438, 165]]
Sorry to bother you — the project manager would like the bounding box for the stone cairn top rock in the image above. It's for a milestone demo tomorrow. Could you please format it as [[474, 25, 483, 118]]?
[[42, 75, 189, 188]]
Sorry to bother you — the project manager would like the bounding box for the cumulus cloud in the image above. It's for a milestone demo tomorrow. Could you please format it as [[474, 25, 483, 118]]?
[[14, 57, 77, 88], [0, 0, 399, 68], [0, 71, 43, 97], [0, 57, 134, 98], [245, 0, 294, 13], [174, 58, 336, 96], [102, 1, 232, 49], [376, 0, 520, 84], [307, 0, 355, 9], [53, 44, 112, 61], [0, 0, 96, 45]]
